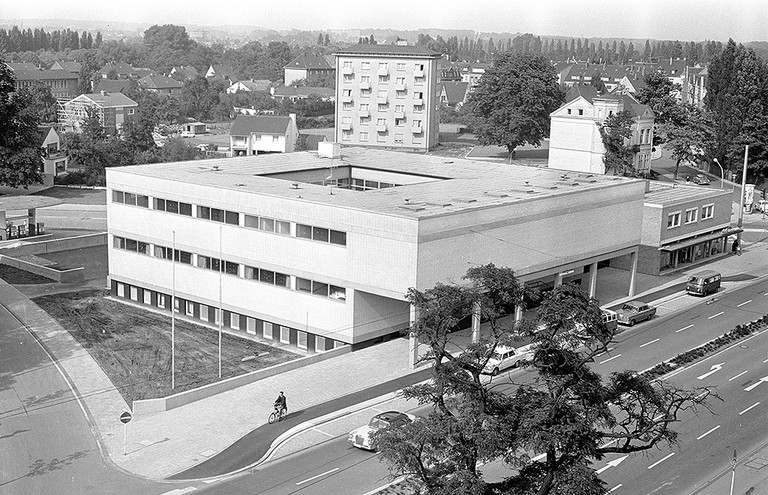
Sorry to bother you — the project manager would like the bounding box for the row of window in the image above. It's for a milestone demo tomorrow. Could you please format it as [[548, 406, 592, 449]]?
[[342, 61, 426, 72], [342, 130, 424, 145], [113, 235, 347, 301], [667, 204, 714, 229], [307, 178, 398, 191], [341, 116, 423, 128], [114, 282, 346, 352], [342, 101, 424, 113], [112, 190, 347, 246]]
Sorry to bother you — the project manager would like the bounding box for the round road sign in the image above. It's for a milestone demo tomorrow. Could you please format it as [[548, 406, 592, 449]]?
[[120, 411, 132, 424]]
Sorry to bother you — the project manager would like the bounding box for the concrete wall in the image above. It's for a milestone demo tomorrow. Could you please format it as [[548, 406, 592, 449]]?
[[11, 232, 107, 255], [132, 344, 350, 417], [0, 254, 84, 282], [548, 114, 605, 174], [352, 289, 410, 342]]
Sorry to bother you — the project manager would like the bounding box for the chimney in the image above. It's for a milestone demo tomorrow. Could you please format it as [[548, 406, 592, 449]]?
[[289, 113, 297, 126]]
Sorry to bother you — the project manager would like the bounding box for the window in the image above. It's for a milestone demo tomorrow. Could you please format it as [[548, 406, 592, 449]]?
[[124, 192, 136, 205], [154, 198, 165, 211], [361, 62, 370, 70], [395, 104, 404, 113], [298, 331, 308, 350], [342, 88, 352, 97], [415, 63, 424, 71], [413, 91, 423, 100], [359, 103, 369, 112], [578, 109, 584, 116], [230, 313, 240, 330], [395, 77, 405, 86], [414, 76, 424, 85], [276, 220, 290, 235], [359, 131, 368, 141], [342, 116, 351, 125], [702, 204, 714, 220], [200, 305, 209, 321], [379, 62, 388, 71], [143, 290, 152, 305], [685, 208, 698, 224], [297, 224, 312, 238], [127, 108, 135, 115], [117, 282, 125, 297], [329, 286, 346, 300], [378, 103, 388, 112], [412, 119, 422, 128], [174, 249, 192, 264], [280, 326, 290, 344], [342, 130, 352, 141], [342, 101, 353, 110], [343, 61, 353, 69], [154, 245, 172, 260], [297, 278, 312, 292], [211, 208, 224, 222], [166, 200, 179, 214], [198, 205, 210, 219], [260, 217, 274, 232], [330, 230, 346, 245], [157, 294, 166, 309], [360, 116, 370, 125], [413, 104, 424, 113], [377, 132, 387, 142], [395, 118, 405, 127], [394, 133, 404, 144], [263, 322, 273, 339], [377, 118, 387, 127], [244, 265, 258, 279], [343, 74, 354, 83], [112, 190, 124, 203], [312, 227, 329, 242], [360, 75, 370, 84], [378, 75, 388, 83], [186, 300, 194, 316], [567, 109, 572, 115], [225, 261, 239, 276], [396, 90, 406, 99], [667, 211, 681, 228], [396, 62, 406, 71], [275, 272, 289, 287], [360, 88, 371, 97], [316, 336, 326, 352]]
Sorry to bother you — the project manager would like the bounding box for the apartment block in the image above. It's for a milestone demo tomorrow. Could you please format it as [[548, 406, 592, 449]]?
[[334, 44, 441, 151]]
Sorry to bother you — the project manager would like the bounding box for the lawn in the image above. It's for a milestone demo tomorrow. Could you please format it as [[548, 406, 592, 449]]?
[[0, 264, 56, 284], [33, 289, 300, 404]]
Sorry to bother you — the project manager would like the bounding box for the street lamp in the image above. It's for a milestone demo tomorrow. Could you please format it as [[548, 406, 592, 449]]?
[[712, 158, 724, 190]]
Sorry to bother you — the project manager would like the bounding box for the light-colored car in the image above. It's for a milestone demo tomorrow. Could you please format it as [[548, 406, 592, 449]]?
[[616, 300, 657, 326], [483, 345, 534, 375], [180, 130, 195, 138], [692, 174, 710, 185], [348, 411, 416, 450]]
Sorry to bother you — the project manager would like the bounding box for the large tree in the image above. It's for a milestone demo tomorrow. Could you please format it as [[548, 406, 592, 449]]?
[[375, 265, 715, 495], [598, 111, 635, 175], [635, 71, 680, 129], [469, 53, 564, 157], [0, 60, 44, 188], [658, 104, 716, 179]]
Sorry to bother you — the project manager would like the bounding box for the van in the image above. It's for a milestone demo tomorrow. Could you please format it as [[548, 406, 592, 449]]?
[[686, 270, 721, 296]]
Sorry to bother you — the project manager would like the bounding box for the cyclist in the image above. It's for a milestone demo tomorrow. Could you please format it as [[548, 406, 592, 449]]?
[[274, 391, 287, 417]]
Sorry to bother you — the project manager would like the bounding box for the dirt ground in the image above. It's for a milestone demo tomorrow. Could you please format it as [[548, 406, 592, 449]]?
[[33, 289, 300, 405]]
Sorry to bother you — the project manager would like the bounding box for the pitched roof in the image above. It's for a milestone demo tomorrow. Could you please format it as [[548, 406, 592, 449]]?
[[99, 62, 136, 75], [230, 115, 292, 136], [334, 44, 441, 58], [51, 61, 82, 72], [594, 92, 653, 118], [5, 62, 39, 71], [138, 74, 183, 90], [75, 92, 139, 108], [565, 84, 599, 103], [94, 79, 132, 94], [11, 69, 78, 81], [272, 86, 334, 98], [231, 80, 272, 92], [284, 54, 334, 70], [169, 66, 199, 80], [438, 81, 469, 105], [208, 64, 237, 80]]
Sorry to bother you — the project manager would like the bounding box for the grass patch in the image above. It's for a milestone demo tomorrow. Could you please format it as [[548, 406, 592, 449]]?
[[0, 264, 56, 284], [33, 289, 300, 404]]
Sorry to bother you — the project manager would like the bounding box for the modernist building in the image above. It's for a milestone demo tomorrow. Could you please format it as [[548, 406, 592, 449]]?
[[549, 86, 655, 175], [107, 146, 646, 353], [334, 44, 441, 151]]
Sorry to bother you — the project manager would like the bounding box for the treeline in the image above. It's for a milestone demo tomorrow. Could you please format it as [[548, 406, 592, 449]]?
[[0, 26, 102, 53], [416, 32, 724, 66]]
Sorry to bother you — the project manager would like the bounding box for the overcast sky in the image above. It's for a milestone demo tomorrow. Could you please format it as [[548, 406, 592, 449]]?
[[1, 0, 766, 42]]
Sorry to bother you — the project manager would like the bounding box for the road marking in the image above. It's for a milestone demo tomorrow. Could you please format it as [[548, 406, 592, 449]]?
[[647, 452, 675, 469], [729, 370, 749, 381], [676, 324, 694, 333], [532, 453, 546, 462], [737, 300, 752, 307], [697, 425, 720, 440], [312, 427, 335, 438], [697, 363, 724, 380], [599, 354, 622, 364], [161, 488, 197, 495], [740, 402, 760, 415], [600, 439, 618, 448], [608, 486, 623, 493], [764, 292, 768, 296], [596, 455, 628, 474], [296, 468, 340, 485], [708, 311, 725, 319], [640, 338, 660, 348], [745, 376, 768, 391]]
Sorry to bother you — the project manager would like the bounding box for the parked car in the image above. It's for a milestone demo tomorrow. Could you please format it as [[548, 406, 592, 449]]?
[[692, 174, 710, 185], [483, 345, 534, 375], [686, 270, 721, 296], [616, 301, 657, 326], [348, 411, 416, 451]]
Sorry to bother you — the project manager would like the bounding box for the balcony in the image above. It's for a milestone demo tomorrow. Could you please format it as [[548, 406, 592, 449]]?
[[377, 94, 388, 103], [341, 66, 354, 75], [359, 110, 369, 118], [340, 122, 353, 131], [394, 111, 405, 119], [411, 125, 423, 133], [414, 69, 424, 77], [378, 66, 389, 76], [412, 98, 423, 106], [359, 81, 371, 90], [376, 123, 388, 132], [395, 82, 406, 91], [341, 95, 353, 103]]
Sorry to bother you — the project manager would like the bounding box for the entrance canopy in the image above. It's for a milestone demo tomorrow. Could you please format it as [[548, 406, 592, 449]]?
[[0, 196, 61, 211], [658, 227, 742, 251]]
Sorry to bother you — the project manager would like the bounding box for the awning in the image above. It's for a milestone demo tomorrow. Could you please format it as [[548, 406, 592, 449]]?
[[658, 227, 743, 251], [0, 196, 61, 211]]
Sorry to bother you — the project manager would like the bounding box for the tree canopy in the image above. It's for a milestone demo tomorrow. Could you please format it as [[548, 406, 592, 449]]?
[[635, 71, 680, 129], [375, 265, 715, 495], [598, 111, 635, 175], [658, 104, 716, 179], [468, 53, 564, 155]]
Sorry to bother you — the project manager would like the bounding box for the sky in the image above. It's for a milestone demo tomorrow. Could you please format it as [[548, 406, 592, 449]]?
[[1, 0, 767, 42]]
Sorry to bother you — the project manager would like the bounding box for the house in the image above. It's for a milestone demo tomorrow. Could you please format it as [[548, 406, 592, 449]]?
[[334, 44, 442, 151], [93, 79, 132, 95], [438, 58, 462, 82], [461, 63, 489, 91], [271, 86, 335, 102], [229, 114, 299, 155], [98, 62, 142, 79], [682, 65, 707, 108], [283, 54, 335, 86], [437, 81, 469, 109], [614, 75, 646, 95], [548, 86, 655, 175], [137, 74, 183, 95], [227, 80, 272, 94], [168, 66, 199, 82], [9, 68, 80, 99], [50, 60, 82, 74], [105, 146, 647, 353], [182, 122, 208, 135], [60, 91, 139, 135], [205, 64, 238, 86], [610, 182, 737, 275], [5, 61, 40, 71], [39, 126, 69, 185]]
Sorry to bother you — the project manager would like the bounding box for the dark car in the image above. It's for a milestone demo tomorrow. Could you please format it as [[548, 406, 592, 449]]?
[[692, 174, 710, 185]]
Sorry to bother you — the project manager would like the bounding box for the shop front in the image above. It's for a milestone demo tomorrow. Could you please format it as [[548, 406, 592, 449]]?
[[659, 227, 742, 272]]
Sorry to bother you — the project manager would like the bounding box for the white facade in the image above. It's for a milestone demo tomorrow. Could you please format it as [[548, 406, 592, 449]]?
[[107, 148, 645, 353]]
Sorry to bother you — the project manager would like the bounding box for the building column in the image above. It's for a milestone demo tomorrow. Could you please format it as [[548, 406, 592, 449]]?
[[0, 210, 6, 241], [628, 249, 639, 297], [554, 272, 564, 287], [588, 261, 598, 298], [408, 303, 419, 369], [471, 301, 481, 344]]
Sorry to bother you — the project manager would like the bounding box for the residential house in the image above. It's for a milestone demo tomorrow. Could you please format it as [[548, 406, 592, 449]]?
[[50, 60, 82, 74], [335, 44, 441, 151], [205, 64, 238, 86], [548, 85, 655, 175], [39, 126, 69, 185], [60, 91, 138, 135], [438, 58, 462, 82], [283, 54, 335, 86], [271, 86, 335, 103], [168, 66, 199, 83], [611, 182, 737, 275], [227, 80, 272, 94], [9, 68, 80, 99], [614, 75, 646, 95], [229, 114, 299, 155], [98, 62, 142, 79], [461, 63, 489, 92], [437, 81, 469, 109], [138, 74, 183, 96], [94, 79, 132, 95], [682, 65, 707, 108]]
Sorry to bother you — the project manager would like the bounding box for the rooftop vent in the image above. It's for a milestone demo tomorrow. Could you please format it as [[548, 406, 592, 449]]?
[[291, 183, 301, 189], [212, 165, 220, 171]]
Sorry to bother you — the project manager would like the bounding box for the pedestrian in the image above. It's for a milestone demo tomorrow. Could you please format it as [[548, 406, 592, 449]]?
[[731, 239, 739, 255]]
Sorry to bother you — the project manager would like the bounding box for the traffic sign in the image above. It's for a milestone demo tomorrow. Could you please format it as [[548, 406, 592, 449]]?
[[120, 411, 132, 424]]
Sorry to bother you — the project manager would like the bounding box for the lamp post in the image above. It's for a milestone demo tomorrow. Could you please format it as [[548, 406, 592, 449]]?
[[712, 158, 724, 190], [737, 145, 749, 250]]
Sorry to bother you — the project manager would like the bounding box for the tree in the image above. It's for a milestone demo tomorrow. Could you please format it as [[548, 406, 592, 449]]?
[[635, 71, 679, 127], [0, 60, 44, 189], [18, 82, 58, 123], [469, 53, 564, 157], [589, 72, 606, 94], [598, 111, 635, 175], [658, 105, 716, 179], [375, 265, 715, 495]]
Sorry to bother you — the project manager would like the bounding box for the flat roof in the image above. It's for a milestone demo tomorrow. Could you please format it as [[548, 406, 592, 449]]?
[[644, 182, 730, 206], [0, 196, 61, 211], [111, 147, 642, 219]]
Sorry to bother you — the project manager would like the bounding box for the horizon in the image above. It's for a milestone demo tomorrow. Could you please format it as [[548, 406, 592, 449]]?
[[1, 0, 767, 43]]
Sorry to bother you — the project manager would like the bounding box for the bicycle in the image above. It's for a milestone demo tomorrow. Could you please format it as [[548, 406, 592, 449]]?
[[268, 405, 287, 424]]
